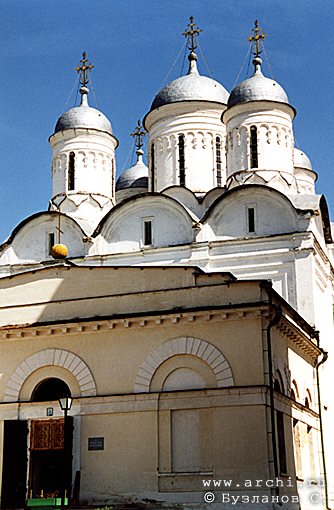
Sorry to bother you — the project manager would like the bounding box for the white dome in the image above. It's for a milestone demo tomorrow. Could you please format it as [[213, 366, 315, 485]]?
[[54, 88, 113, 135], [55, 105, 113, 135], [150, 54, 229, 112], [294, 148, 313, 170], [116, 152, 148, 191], [228, 57, 289, 109]]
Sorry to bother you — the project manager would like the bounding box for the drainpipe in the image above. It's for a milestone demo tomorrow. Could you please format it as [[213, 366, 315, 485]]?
[[266, 301, 282, 495], [316, 347, 329, 509]]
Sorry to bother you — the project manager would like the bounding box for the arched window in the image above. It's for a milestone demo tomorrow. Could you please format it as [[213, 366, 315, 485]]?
[[274, 379, 281, 392], [291, 379, 299, 401], [31, 378, 71, 402], [68, 152, 75, 191], [250, 126, 258, 168], [306, 388, 312, 407], [151, 143, 155, 192], [216, 136, 222, 187], [178, 134, 185, 186]]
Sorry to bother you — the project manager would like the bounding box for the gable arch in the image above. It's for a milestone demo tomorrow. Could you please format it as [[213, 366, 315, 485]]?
[[0, 211, 86, 265], [4, 348, 96, 402], [94, 194, 196, 254], [203, 185, 301, 241], [134, 336, 234, 393]]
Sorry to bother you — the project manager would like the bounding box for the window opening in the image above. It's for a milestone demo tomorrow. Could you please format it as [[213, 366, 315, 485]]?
[[216, 136, 222, 187], [31, 378, 71, 402], [250, 126, 258, 168], [151, 143, 155, 192], [178, 135, 185, 186], [48, 233, 55, 255], [247, 206, 256, 233], [143, 219, 153, 246], [276, 411, 287, 474], [68, 152, 75, 191]]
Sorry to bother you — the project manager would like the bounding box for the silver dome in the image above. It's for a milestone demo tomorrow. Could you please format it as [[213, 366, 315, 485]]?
[[150, 55, 229, 111], [116, 153, 148, 191], [54, 90, 113, 135], [55, 105, 113, 135], [228, 58, 289, 108], [294, 148, 313, 170]]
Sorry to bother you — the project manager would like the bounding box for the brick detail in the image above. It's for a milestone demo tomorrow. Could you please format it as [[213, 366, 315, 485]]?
[[134, 337, 234, 393], [4, 349, 96, 402]]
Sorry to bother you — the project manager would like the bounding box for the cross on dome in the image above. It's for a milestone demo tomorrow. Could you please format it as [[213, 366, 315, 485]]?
[[248, 20, 267, 58], [182, 16, 202, 53], [130, 120, 146, 151], [76, 51, 95, 87]]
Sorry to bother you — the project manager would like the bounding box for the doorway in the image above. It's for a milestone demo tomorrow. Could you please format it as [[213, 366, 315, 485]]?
[[1, 420, 28, 508], [29, 418, 73, 499]]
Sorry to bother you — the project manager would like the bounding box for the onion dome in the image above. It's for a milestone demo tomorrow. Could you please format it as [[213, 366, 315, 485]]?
[[116, 149, 148, 191], [51, 243, 69, 259], [150, 52, 229, 112], [54, 87, 113, 135], [294, 148, 313, 170], [228, 56, 289, 108], [53, 52, 113, 135]]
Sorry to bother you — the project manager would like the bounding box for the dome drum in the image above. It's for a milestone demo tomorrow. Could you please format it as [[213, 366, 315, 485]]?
[[226, 108, 294, 180], [294, 168, 317, 195], [146, 104, 226, 193]]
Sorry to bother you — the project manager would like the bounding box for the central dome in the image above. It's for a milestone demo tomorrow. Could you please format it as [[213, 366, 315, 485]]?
[[150, 53, 229, 112]]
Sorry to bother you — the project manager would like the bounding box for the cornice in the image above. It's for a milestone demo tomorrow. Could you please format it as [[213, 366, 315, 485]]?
[[0, 305, 270, 341]]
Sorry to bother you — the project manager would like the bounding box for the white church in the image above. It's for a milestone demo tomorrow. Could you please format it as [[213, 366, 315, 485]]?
[[0, 18, 333, 510]]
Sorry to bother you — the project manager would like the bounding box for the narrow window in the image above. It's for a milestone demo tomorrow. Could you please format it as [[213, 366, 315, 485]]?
[[111, 158, 115, 195], [216, 136, 222, 187], [276, 411, 287, 474], [151, 143, 155, 192], [247, 207, 255, 233], [307, 426, 316, 480], [48, 233, 55, 255], [178, 134, 185, 186], [68, 152, 75, 191], [143, 219, 153, 246], [293, 419, 302, 479], [250, 126, 258, 168]]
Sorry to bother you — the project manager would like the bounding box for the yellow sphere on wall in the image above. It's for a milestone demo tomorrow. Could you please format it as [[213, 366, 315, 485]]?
[[51, 244, 69, 259]]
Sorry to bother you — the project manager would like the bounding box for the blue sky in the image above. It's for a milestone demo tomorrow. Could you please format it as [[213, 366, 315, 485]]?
[[1, 0, 333, 241]]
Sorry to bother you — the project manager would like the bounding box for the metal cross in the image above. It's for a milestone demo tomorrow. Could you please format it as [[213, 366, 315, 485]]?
[[75, 52, 95, 87], [130, 120, 146, 150], [182, 16, 202, 52], [248, 20, 267, 57], [57, 209, 64, 244]]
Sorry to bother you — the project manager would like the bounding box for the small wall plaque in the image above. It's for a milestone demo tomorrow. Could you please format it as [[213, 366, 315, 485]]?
[[46, 407, 53, 416], [88, 437, 104, 451]]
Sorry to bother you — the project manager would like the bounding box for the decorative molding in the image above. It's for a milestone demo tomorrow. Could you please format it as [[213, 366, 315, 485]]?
[[0, 307, 268, 341], [4, 348, 96, 402], [134, 336, 234, 393]]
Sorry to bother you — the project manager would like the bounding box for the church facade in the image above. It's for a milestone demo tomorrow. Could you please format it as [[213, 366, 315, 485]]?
[[0, 20, 333, 510]]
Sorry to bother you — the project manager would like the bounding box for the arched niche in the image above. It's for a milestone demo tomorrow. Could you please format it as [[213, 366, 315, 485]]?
[[135, 336, 234, 393]]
